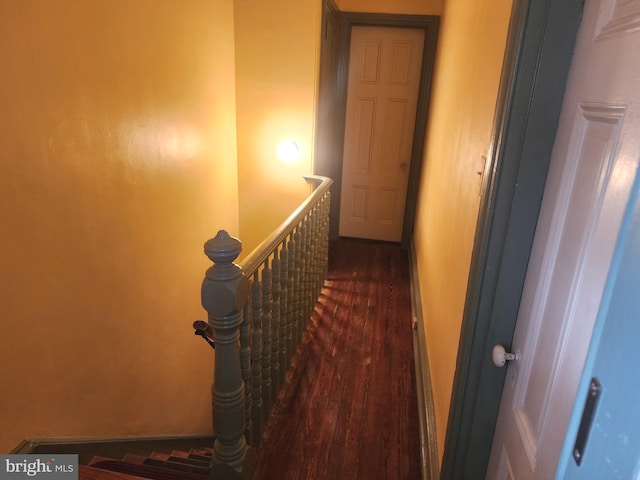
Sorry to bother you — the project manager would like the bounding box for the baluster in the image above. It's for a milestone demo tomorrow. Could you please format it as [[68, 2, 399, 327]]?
[[293, 226, 303, 347], [316, 195, 330, 296], [300, 218, 310, 336], [309, 205, 320, 299], [201, 230, 249, 471], [308, 214, 315, 321], [290, 229, 299, 351], [322, 192, 331, 283], [271, 250, 281, 400], [305, 209, 314, 309], [298, 224, 311, 342], [286, 234, 296, 369], [279, 240, 289, 386], [309, 205, 320, 314], [241, 303, 252, 444], [250, 272, 263, 444], [261, 259, 272, 423]]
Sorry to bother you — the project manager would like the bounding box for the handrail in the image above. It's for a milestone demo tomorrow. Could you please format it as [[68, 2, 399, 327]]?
[[198, 175, 333, 474], [240, 175, 333, 276]]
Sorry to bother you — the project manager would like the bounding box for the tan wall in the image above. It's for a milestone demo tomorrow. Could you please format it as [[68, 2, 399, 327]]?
[[413, 0, 513, 462], [335, 0, 443, 15], [0, 0, 239, 453], [234, 0, 322, 255]]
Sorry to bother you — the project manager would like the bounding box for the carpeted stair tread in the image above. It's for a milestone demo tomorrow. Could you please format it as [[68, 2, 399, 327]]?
[[148, 453, 171, 461], [79, 465, 148, 480], [121, 454, 146, 465], [186, 454, 212, 463], [89, 456, 122, 466], [146, 452, 210, 468], [85, 444, 242, 479], [89, 460, 207, 480], [169, 450, 211, 463], [141, 457, 209, 475], [163, 457, 209, 468], [189, 449, 213, 457], [169, 451, 190, 459]]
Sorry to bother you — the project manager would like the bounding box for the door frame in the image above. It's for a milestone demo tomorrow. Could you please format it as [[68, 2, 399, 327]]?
[[441, 0, 585, 478], [314, 1, 439, 246]]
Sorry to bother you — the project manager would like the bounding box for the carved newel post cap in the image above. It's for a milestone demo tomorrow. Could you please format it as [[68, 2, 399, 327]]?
[[201, 230, 249, 318], [204, 230, 242, 264]]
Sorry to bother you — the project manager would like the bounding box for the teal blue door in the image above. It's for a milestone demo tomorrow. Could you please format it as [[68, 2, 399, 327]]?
[[557, 165, 640, 479]]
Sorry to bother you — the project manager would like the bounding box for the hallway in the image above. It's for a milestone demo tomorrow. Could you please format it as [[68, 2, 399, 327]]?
[[252, 238, 420, 479]]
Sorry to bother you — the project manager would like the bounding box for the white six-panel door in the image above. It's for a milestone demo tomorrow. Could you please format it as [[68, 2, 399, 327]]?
[[339, 26, 424, 242], [486, 0, 640, 478]]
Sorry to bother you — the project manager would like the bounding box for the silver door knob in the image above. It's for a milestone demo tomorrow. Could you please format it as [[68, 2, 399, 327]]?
[[492, 345, 519, 367]]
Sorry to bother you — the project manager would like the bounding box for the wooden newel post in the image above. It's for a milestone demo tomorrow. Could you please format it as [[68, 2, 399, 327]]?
[[201, 230, 249, 472]]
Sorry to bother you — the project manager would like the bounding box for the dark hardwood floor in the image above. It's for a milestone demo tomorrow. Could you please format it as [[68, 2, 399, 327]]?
[[252, 238, 420, 480]]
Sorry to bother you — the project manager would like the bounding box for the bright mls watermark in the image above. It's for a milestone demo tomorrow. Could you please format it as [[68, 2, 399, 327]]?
[[0, 455, 77, 480]]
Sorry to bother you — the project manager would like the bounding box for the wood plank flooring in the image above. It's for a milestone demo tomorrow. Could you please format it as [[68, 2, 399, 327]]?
[[252, 238, 420, 480]]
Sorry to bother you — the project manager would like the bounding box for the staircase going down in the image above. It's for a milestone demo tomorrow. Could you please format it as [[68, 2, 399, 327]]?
[[80, 448, 247, 480]]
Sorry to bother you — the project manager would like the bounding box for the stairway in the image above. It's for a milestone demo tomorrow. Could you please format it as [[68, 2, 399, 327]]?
[[80, 448, 245, 480]]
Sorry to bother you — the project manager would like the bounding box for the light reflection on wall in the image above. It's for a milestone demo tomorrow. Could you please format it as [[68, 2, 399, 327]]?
[[127, 120, 202, 166], [255, 112, 311, 190], [160, 124, 201, 160]]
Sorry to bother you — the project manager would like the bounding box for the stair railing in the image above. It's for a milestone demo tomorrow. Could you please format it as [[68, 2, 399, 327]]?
[[199, 175, 332, 472]]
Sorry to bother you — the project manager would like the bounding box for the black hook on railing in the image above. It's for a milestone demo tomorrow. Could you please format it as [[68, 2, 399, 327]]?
[[193, 320, 215, 350]]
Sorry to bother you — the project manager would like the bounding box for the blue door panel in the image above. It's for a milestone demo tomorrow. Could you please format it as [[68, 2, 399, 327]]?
[[558, 165, 640, 479]]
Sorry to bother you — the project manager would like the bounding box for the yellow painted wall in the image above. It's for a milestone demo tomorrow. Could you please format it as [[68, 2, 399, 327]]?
[[335, 0, 443, 15], [0, 0, 239, 453], [234, 0, 323, 255], [413, 0, 513, 462]]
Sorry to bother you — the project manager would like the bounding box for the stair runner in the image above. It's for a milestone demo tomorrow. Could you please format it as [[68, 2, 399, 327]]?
[[81, 448, 241, 480]]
